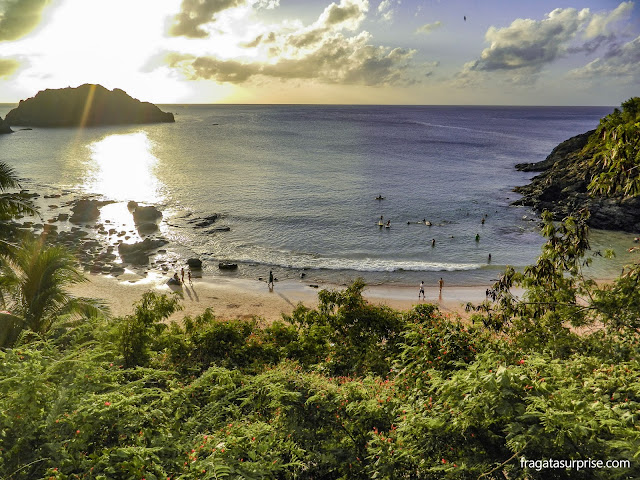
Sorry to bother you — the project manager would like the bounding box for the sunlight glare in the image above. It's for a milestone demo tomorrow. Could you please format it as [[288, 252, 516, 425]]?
[[85, 132, 164, 204]]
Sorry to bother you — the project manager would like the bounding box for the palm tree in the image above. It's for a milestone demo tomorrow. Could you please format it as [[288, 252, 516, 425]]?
[[0, 238, 104, 347], [0, 161, 38, 255]]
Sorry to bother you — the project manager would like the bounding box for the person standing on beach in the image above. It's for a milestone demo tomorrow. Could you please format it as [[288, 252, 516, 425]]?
[[188, 270, 192, 285], [181, 267, 185, 284], [268, 270, 274, 288], [439, 277, 444, 295], [419, 281, 425, 300]]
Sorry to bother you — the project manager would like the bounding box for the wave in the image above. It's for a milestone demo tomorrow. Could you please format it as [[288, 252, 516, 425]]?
[[211, 249, 483, 273]]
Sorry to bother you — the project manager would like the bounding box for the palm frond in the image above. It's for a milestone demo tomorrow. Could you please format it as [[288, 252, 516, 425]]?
[[0, 162, 21, 191], [0, 312, 27, 348]]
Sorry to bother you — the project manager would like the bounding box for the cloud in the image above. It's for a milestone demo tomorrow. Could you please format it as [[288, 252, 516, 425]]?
[[324, 0, 367, 27], [246, 0, 368, 50], [166, 31, 416, 86], [584, 1, 633, 39], [461, 2, 635, 84], [415, 21, 442, 35], [163, 0, 428, 87], [469, 7, 591, 73], [169, 0, 245, 38], [0, 57, 19, 77], [377, 0, 394, 22], [0, 0, 52, 41], [568, 34, 640, 81]]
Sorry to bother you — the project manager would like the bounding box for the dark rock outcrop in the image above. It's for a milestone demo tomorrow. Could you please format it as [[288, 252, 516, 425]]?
[[132, 205, 162, 224], [69, 199, 113, 224], [118, 237, 168, 265], [0, 116, 13, 134], [187, 258, 202, 269], [218, 262, 238, 270], [189, 214, 219, 228], [5, 84, 174, 127], [515, 130, 594, 172], [513, 130, 640, 233]]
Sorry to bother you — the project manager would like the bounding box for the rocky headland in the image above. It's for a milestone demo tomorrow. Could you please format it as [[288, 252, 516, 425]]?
[[5, 84, 174, 127], [513, 104, 640, 234], [0, 116, 12, 134]]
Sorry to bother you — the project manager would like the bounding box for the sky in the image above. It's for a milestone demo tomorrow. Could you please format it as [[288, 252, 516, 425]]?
[[0, 0, 638, 105]]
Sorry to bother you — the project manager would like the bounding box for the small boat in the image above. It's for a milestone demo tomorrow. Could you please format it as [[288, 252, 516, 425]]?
[[218, 262, 238, 270]]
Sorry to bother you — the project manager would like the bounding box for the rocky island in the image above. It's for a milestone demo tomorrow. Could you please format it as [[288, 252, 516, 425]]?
[[4, 84, 174, 127], [0, 116, 12, 134], [513, 98, 640, 233]]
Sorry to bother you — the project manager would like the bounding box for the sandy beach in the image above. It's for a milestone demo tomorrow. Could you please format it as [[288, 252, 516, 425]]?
[[68, 270, 497, 324]]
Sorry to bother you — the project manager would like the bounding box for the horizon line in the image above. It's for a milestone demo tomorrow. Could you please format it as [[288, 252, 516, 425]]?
[[0, 102, 617, 108]]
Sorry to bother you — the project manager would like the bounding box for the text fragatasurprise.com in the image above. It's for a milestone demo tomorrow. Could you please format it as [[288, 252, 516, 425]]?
[[520, 457, 631, 472]]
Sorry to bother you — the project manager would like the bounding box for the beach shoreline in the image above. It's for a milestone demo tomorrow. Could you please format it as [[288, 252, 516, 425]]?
[[68, 270, 500, 324]]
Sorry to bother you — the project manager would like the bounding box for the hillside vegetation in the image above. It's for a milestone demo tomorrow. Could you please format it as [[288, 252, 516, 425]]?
[[515, 97, 640, 232]]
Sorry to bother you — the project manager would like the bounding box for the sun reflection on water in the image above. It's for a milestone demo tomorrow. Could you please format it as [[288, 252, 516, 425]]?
[[85, 132, 163, 204]]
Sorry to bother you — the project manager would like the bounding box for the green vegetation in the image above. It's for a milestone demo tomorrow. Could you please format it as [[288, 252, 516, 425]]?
[[586, 97, 640, 198], [1, 211, 639, 479], [0, 238, 104, 347], [0, 161, 37, 255]]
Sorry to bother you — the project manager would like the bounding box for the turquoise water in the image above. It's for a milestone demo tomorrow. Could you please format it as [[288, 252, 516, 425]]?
[[1, 104, 636, 285]]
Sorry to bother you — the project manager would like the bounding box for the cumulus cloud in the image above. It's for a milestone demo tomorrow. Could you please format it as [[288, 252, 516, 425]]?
[[163, 0, 428, 87], [0, 57, 19, 77], [469, 7, 591, 73], [568, 34, 640, 81], [166, 31, 416, 86], [415, 21, 442, 35], [460, 2, 635, 84], [244, 0, 368, 52], [323, 0, 367, 28], [0, 0, 51, 41], [169, 0, 245, 38], [377, 0, 394, 22], [584, 1, 633, 39]]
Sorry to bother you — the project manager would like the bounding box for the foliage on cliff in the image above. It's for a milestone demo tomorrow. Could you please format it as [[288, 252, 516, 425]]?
[[586, 97, 640, 198], [515, 98, 640, 232]]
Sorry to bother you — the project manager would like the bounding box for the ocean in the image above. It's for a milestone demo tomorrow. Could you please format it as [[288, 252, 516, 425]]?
[[1, 104, 635, 286]]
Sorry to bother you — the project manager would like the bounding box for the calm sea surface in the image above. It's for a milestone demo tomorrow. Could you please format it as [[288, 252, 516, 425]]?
[[1, 104, 635, 286]]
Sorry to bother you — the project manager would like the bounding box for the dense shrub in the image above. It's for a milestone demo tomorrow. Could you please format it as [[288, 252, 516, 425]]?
[[2, 214, 640, 478]]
